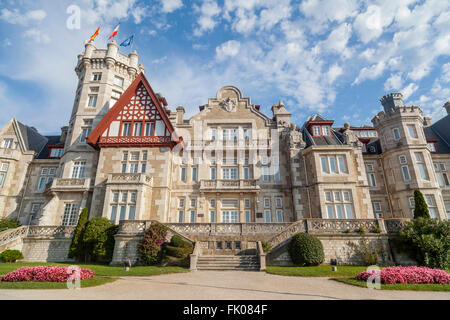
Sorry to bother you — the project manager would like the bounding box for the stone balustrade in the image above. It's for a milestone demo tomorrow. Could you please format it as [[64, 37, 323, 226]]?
[[27, 226, 75, 238], [305, 218, 383, 234], [384, 218, 411, 233], [199, 179, 259, 191], [108, 173, 153, 185], [45, 178, 91, 192], [0, 226, 28, 247]]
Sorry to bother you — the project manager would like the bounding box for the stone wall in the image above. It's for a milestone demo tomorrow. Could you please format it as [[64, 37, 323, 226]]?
[[21, 238, 73, 262]]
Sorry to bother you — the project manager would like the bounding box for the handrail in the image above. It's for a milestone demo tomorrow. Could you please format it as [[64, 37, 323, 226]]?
[[0, 226, 28, 247], [189, 242, 200, 271]]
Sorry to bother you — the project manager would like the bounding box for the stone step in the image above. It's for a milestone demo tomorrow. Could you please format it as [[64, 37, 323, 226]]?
[[197, 267, 259, 271], [197, 262, 260, 266]]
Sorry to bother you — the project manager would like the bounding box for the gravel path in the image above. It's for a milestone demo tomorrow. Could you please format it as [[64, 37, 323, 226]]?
[[1, 271, 449, 300]]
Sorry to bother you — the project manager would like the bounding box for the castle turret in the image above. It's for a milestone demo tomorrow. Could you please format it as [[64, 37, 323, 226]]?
[[380, 93, 404, 112], [444, 101, 450, 115]]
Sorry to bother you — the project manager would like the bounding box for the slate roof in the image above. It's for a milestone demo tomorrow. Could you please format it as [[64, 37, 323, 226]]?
[[424, 115, 450, 154], [35, 136, 64, 160], [15, 120, 48, 155]]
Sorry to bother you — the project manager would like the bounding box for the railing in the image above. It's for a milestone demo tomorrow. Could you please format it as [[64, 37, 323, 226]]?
[[165, 223, 291, 236], [27, 226, 75, 238], [108, 173, 153, 185], [305, 219, 383, 234], [186, 139, 272, 149], [199, 179, 259, 190], [0, 226, 28, 247], [384, 219, 411, 233], [45, 178, 91, 192], [268, 220, 307, 249]]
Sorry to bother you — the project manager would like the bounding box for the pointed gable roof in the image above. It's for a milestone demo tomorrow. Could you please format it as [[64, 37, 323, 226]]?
[[87, 72, 182, 149]]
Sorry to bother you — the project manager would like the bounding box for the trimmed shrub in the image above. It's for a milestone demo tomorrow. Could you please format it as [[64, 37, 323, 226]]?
[[0, 218, 21, 233], [356, 266, 450, 285], [82, 217, 118, 262], [138, 222, 169, 265], [170, 235, 193, 249], [68, 207, 88, 259], [396, 218, 449, 269], [288, 233, 324, 266], [261, 241, 272, 253], [164, 245, 192, 258], [1, 266, 94, 282], [0, 250, 24, 263], [413, 189, 430, 219]]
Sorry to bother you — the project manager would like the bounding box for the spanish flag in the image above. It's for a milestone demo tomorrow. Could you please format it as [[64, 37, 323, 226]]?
[[89, 26, 100, 42]]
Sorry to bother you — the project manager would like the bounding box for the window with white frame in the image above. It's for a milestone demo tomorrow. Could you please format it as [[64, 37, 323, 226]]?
[[275, 197, 283, 208], [425, 195, 437, 218], [324, 190, 354, 219], [180, 167, 186, 182], [114, 76, 124, 87], [178, 198, 185, 208], [210, 128, 217, 140], [87, 88, 99, 108], [3, 138, 13, 149], [110, 190, 137, 223], [222, 210, 239, 223], [192, 167, 198, 182], [0, 162, 9, 187], [49, 148, 64, 158], [190, 198, 197, 208], [243, 128, 250, 140], [320, 155, 347, 174], [190, 210, 196, 223], [210, 167, 216, 180], [244, 198, 251, 208], [407, 125, 418, 138], [262, 166, 270, 181], [264, 210, 271, 222], [415, 153, 429, 181], [427, 142, 437, 152], [372, 201, 382, 212], [398, 155, 407, 164], [434, 163, 449, 187], [80, 119, 93, 143], [223, 128, 238, 141], [392, 128, 400, 140], [276, 210, 283, 222], [62, 203, 79, 226], [313, 126, 321, 136], [244, 167, 250, 180], [337, 155, 348, 173], [245, 210, 251, 223], [408, 197, 415, 217], [37, 167, 56, 191], [210, 210, 216, 222], [368, 172, 376, 187], [222, 167, 238, 180], [92, 73, 102, 81], [121, 151, 148, 174], [122, 122, 132, 136], [178, 210, 184, 223], [71, 161, 86, 178], [401, 165, 411, 181], [445, 202, 450, 219], [264, 198, 271, 208], [210, 199, 216, 208]]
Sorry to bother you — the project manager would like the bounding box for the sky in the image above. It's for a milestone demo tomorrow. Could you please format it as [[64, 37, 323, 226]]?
[[0, 0, 449, 135]]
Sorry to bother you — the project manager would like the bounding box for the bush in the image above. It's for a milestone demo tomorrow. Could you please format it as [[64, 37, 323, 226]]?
[[356, 266, 450, 285], [164, 245, 192, 258], [396, 218, 449, 269], [0, 250, 24, 263], [0, 266, 94, 282], [138, 223, 169, 265], [82, 217, 118, 262], [352, 239, 379, 266], [68, 207, 88, 260], [288, 233, 324, 266], [261, 241, 272, 253], [0, 218, 21, 233], [413, 189, 430, 219], [170, 235, 193, 249]]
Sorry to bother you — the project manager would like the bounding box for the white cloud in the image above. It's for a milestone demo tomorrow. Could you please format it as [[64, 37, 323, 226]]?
[[193, 0, 221, 36], [401, 83, 419, 99], [353, 61, 385, 85], [23, 28, 51, 44], [160, 0, 183, 13], [216, 40, 241, 61], [327, 64, 343, 84], [322, 23, 353, 58], [0, 8, 46, 26], [384, 73, 403, 91]]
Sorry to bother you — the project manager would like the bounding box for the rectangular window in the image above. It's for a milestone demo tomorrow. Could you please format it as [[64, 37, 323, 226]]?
[[244, 199, 251, 208], [119, 206, 127, 220], [122, 123, 132, 136], [211, 128, 216, 140], [128, 205, 136, 220], [276, 210, 283, 222], [325, 189, 354, 219], [274, 169, 281, 182], [31, 203, 41, 215], [321, 156, 329, 173], [190, 199, 196, 208], [210, 210, 216, 223], [181, 167, 186, 182], [192, 167, 198, 182], [129, 163, 138, 173], [145, 122, 155, 136], [244, 167, 250, 180], [366, 164, 374, 172], [133, 123, 142, 136], [275, 198, 283, 209], [329, 156, 338, 173], [326, 205, 334, 219], [445, 202, 450, 220], [223, 168, 238, 180], [121, 163, 127, 173], [313, 126, 321, 136], [190, 211, 196, 223], [71, 161, 86, 178], [245, 210, 251, 223], [114, 76, 124, 87], [210, 199, 216, 208], [50, 148, 64, 158], [210, 167, 216, 180], [401, 166, 411, 181], [141, 163, 147, 173], [110, 205, 117, 223], [392, 128, 400, 140], [179, 198, 185, 208], [398, 155, 407, 164], [88, 95, 97, 107], [178, 211, 184, 223], [373, 202, 382, 212], [222, 199, 238, 208], [3, 139, 13, 149], [243, 128, 249, 140], [264, 210, 272, 223], [264, 198, 271, 208], [407, 125, 418, 138], [337, 156, 347, 173], [62, 203, 79, 226], [428, 143, 437, 152], [262, 166, 270, 182], [92, 73, 102, 81], [368, 173, 376, 187]]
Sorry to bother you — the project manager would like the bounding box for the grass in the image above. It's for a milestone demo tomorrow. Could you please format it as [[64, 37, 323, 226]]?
[[333, 277, 450, 292], [266, 265, 369, 278], [0, 262, 189, 289]]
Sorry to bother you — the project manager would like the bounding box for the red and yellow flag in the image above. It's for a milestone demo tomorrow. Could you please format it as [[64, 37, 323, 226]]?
[[89, 26, 100, 42]]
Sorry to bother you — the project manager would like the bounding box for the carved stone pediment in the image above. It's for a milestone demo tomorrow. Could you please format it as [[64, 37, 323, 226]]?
[[219, 97, 237, 112]]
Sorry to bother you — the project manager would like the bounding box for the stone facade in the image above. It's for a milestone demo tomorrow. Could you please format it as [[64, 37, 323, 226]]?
[[0, 43, 449, 264]]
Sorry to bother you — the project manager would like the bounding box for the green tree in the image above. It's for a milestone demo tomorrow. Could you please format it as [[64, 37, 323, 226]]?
[[138, 222, 168, 265], [82, 217, 118, 262], [413, 189, 431, 219], [68, 207, 88, 260]]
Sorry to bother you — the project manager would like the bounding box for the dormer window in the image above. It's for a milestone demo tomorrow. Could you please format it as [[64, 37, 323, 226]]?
[[49, 148, 64, 158], [312, 125, 331, 137], [427, 142, 437, 153], [322, 126, 330, 136], [313, 126, 321, 136]]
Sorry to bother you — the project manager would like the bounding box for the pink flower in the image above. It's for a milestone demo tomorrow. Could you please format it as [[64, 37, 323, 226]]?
[[1, 266, 95, 283], [356, 266, 450, 285]]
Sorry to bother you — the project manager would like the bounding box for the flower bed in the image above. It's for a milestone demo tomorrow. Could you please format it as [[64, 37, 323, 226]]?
[[356, 266, 450, 285], [0, 266, 95, 283]]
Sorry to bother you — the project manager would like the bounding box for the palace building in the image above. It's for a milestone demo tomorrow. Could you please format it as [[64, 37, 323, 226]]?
[[1, 41, 449, 234]]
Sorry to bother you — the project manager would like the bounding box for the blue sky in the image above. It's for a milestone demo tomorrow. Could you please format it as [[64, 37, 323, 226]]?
[[0, 0, 448, 134]]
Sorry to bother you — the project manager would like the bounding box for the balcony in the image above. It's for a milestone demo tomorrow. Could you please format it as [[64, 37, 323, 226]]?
[[45, 178, 91, 193], [107, 173, 153, 186], [199, 179, 260, 192]]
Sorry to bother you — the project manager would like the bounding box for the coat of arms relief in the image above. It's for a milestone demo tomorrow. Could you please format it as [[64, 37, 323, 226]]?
[[219, 97, 237, 112]]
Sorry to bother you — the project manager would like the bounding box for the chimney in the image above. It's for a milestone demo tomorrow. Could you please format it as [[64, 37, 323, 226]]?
[[444, 101, 450, 115], [60, 126, 69, 143], [176, 106, 185, 125], [380, 93, 403, 112], [423, 117, 432, 127]]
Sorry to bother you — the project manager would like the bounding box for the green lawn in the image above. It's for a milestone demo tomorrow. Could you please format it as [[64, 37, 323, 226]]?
[[0, 262, 189, 289], [333, 278, 450, 292], [266, 265, 368, 278]]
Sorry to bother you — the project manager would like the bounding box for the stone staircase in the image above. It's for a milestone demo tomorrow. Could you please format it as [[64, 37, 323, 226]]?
[[197, 255, 260, 271]]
